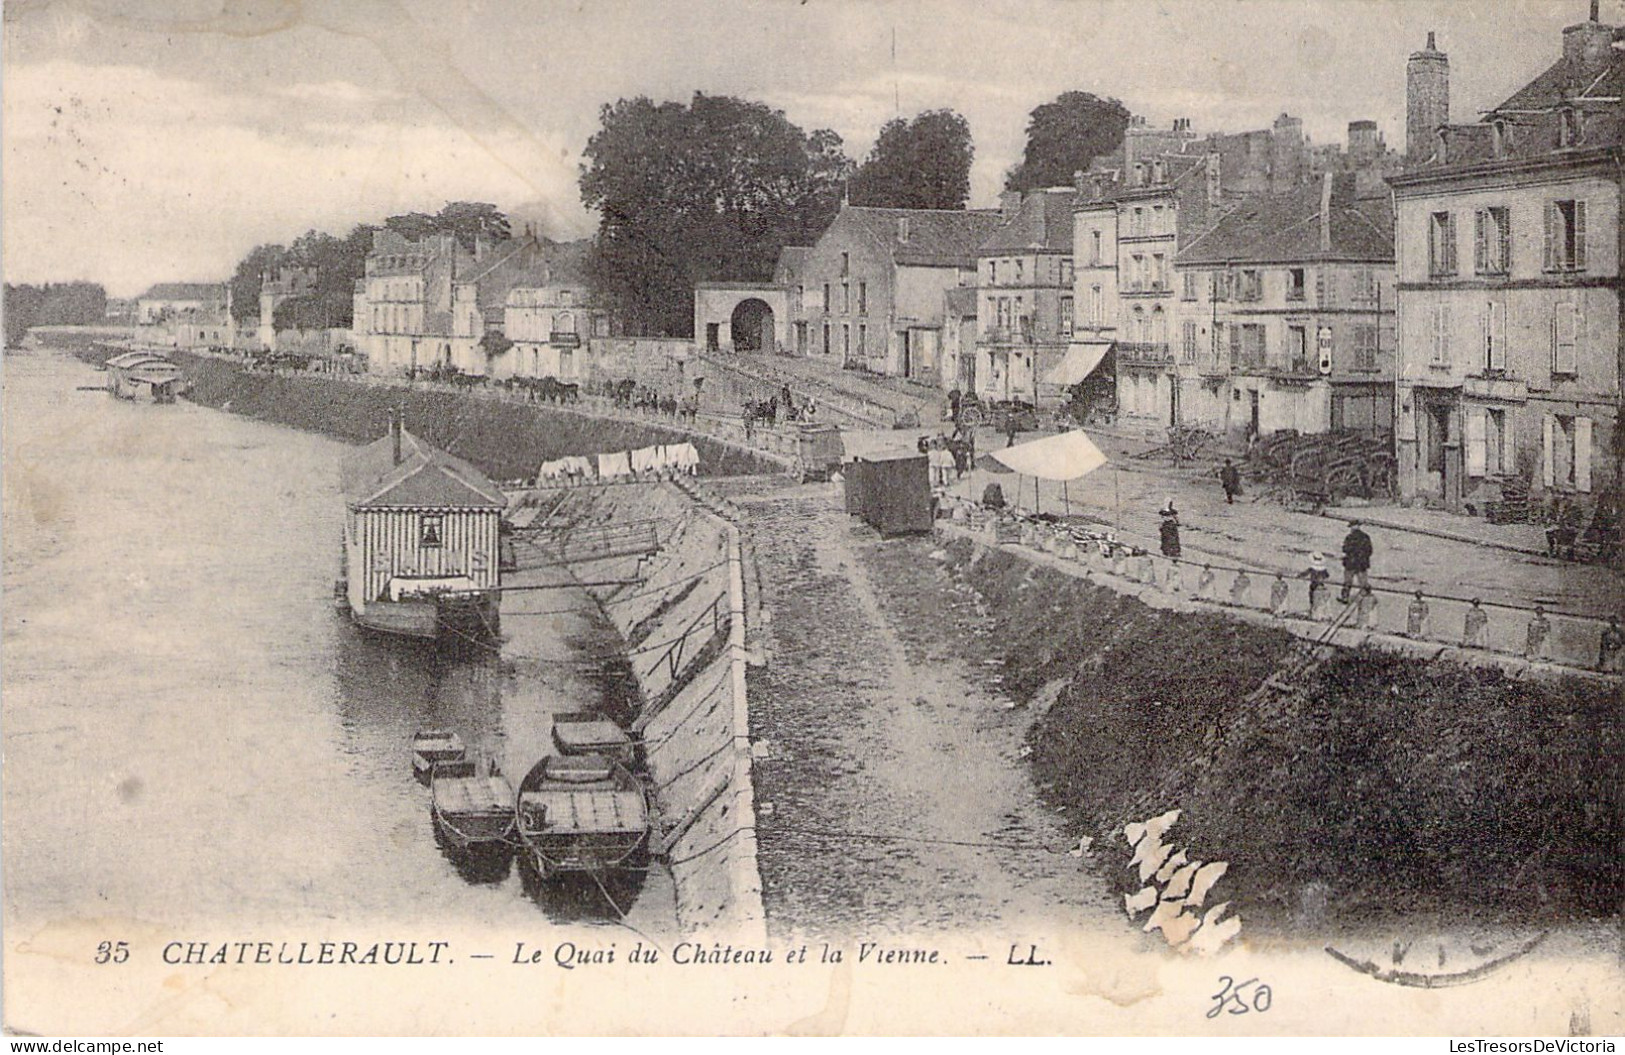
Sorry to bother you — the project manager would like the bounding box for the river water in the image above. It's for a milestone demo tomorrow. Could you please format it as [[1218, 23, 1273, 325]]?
[[2, 347, 674, 938]]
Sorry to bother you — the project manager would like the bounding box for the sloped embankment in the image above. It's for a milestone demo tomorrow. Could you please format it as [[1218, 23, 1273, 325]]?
[[937, 538, 1620, 930], [177, 353, 777, 479]]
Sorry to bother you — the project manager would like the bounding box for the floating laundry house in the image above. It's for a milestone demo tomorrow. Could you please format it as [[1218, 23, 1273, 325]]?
[[340, 412, 507, 643]]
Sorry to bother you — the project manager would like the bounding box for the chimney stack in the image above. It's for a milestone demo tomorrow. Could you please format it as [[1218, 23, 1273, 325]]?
[[1407, 31, 1449, 163], [391, 408, 403, 465], [1319, 172, 1334, 252], [1563, 3, 1613, 85], [999, 190, 1023, 218]]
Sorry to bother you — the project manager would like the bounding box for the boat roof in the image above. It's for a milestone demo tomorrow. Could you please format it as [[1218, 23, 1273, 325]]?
[[342, 428, 507, 510], [107, 351, 173, 369]]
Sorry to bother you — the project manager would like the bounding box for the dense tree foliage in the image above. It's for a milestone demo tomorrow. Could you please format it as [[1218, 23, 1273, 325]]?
[[385, 202, 509, 252], [580, 92, 851, 336], [227, 202, 506, 332], [4, 282, 108, 345], [1005, 92, 1133, 192], [848, 109, 974, 210]]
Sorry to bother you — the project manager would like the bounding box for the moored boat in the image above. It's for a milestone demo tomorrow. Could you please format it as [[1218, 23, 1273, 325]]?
[[550, 711, 636, 766], [515, 754, 650, 879], [430, 758, 515, 851], [412, 728, 466, 784]]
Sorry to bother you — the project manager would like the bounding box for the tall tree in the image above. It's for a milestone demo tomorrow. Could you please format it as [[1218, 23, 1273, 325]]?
[[228, 244, 287, 322], [580, 92, 852, 336], [1005, 92, 1133, 192], [848, 109, 974, 211], [384, 202, 511, 252]]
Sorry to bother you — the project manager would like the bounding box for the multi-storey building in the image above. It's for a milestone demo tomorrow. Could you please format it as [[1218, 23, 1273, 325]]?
[[1388, 8, 1623, 512], [1175, 173, 1397, 439], [974, 188, 1077, 406], [797, 204, 1001, 382], [1074, 114, 1404, 433], [353, 229, 546, 377], [1059, 186, 1121, 401], [500, 241, 611, 382]]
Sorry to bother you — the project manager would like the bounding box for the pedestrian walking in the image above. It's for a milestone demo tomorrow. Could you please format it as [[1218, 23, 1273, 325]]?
[[1302, 552, 1330, 619], [1406, 590, 1430, 638], [1599, 615, 1624, 672], [1229, 568, 1251, 606], [1197, 564, 1216, 599], [1158, 501, 1181, 559], [1219, 458, 1241, 505], [1005, 416, 1020, 448], [1524, 605, 1551, 660], [1463, 598, 1489, 649], [1339, 520, 1373, 603]]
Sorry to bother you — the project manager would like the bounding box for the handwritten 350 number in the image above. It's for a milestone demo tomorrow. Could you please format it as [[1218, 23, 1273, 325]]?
[[1208, 976, 1271, 1018]]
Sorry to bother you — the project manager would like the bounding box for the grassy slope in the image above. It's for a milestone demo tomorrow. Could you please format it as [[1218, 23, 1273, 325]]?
[[940, 539, 1619, 928], [177, 354, 778, 479]]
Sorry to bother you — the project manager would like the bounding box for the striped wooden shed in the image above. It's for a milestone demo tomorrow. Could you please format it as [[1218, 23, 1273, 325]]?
[[340, 415, 507, 641]]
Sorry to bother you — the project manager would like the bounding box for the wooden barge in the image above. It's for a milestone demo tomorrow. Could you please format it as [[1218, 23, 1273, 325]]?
[[515, 755, 650, 879], [104, 351, 184, 403], [430, 758, 516, 852]]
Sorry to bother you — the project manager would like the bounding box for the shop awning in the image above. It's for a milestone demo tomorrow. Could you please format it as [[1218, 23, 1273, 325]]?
[[1043, 341, 1112, 387], [990, 429, 1109, 482]]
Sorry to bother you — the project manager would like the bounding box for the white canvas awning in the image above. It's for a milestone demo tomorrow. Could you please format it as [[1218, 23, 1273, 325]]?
[[1043, 342, 1112, 387], [990, 429, 1109, 482]]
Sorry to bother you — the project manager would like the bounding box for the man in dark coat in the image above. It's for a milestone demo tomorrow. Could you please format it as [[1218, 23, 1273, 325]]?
[[1219, 459, 1241, 504], [1339, 520, 1373, 602], [1158, 502, 1181, 559]]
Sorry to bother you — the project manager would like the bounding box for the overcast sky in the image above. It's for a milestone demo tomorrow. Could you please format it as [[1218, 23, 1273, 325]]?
[[2, 0, 1611, 297]]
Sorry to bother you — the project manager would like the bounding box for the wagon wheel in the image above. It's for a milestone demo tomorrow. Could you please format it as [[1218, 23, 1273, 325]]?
[[959, 404, 986, 428], [1325, 464, 1363, 503]]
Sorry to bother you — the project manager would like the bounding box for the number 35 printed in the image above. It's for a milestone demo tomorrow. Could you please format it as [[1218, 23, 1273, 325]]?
[[1208, 976, 1272, 1018], [95, 941, 130, 964]]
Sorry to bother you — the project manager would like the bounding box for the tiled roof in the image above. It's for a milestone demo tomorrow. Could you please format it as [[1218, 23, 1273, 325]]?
[[980, 189, 1078, 253], [540, 238, 594, 288], [139, 282, 224, 301], [844, 206, 1004, 267], [1178, 180, 1394, 265], [342, 428, 507, 509]]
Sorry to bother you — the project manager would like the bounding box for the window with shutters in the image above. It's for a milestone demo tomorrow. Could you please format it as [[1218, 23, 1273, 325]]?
[[1429, 212, 1457, 277], [419, 514, 443, 549], [1238, 270, 1262, 302], [1475, 207, 1510, 274], [1551, 301, 1579, 375], [1090, 230, 1102, 266], [1060, 259, 1074, 286], [1211, 322, 1225, 366], [1545, 200, 1586, 272], [1060, 296, 1074, 335], [1482, 301, 1506, 372], [1286, 268, 1306, 302], [858, 281, 867, 315], [1181, 271, 1198, 301], [1228, 323, 1243, 369], [1353, 324, 1379, 372], [1431, 303, 1452, 365], [1182, 320, 1199, 361], [1088, 285, 1102, 323], [1212, 271, 1230, 302]]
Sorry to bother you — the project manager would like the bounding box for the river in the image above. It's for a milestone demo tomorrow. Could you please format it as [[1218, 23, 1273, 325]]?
[[2, 347, 675, 939]]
